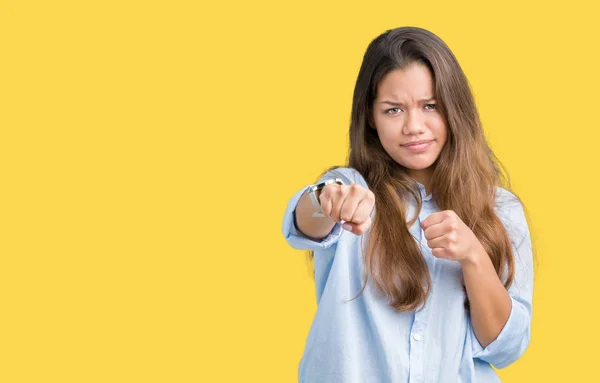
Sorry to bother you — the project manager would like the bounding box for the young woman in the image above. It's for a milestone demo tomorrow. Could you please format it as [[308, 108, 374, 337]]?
[[281, 26, 534, 383]]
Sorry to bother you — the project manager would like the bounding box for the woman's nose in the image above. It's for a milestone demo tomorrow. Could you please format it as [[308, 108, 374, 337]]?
[[403, 110, 426, 135]]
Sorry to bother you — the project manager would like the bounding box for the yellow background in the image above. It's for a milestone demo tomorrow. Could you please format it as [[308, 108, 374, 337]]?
[[1, 0, 598, 381]]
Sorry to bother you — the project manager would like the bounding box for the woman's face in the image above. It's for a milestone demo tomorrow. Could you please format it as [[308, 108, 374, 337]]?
[[372, 62, 448, 186]]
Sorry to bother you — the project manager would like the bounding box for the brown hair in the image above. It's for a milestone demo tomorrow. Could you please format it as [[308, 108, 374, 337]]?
[[312, 26, 522, 311]]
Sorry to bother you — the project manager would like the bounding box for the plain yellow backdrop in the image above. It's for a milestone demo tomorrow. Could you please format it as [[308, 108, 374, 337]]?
[[1, 0, 599, 382]]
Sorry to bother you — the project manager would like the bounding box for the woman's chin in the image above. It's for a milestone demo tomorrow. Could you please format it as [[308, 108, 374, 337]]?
[[398, 159, 436, 171]]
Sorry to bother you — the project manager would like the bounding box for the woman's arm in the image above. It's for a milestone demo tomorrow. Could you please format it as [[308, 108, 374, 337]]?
[[464, 193, 534, 368], [460, 251, 512, 348], [421, 190, 534, 368]]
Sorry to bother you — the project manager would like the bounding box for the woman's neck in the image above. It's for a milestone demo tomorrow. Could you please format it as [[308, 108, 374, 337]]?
[[407, 168, 434, 195]]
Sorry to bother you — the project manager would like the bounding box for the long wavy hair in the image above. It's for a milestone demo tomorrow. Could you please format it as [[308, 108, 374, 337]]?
[[311, 26, 523, 311]]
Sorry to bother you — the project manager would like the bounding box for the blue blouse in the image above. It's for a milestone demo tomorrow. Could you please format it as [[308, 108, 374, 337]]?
[[282, 167, 533, 383]]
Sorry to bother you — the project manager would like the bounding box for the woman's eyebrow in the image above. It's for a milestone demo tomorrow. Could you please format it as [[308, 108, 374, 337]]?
[[380, 97, 436, 106]]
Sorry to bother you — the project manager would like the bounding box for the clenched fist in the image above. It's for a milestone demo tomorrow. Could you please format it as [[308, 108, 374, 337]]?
[[317, 183, 375, 235], [421, 210, 486, 264]]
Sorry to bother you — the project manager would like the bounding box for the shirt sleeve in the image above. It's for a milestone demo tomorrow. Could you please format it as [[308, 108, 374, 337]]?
[[470, 188, 534, 369], [281, 167, 364, 251]]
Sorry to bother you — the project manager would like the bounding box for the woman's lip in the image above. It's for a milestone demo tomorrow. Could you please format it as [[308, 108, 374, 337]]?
[[402, 140, 433, 146], [402, 140, 433, 152]]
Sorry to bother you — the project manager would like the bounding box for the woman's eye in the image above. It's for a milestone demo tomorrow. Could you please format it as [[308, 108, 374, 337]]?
[[424, 104, 437, 110], [386, 108, 402, 115]]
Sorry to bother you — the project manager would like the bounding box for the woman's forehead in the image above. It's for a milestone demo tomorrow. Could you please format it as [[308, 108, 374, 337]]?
[[376, 65, 435, 102]]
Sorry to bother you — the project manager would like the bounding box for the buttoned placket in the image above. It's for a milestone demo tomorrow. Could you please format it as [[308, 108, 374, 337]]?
[[408, 186, 435, 383]]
